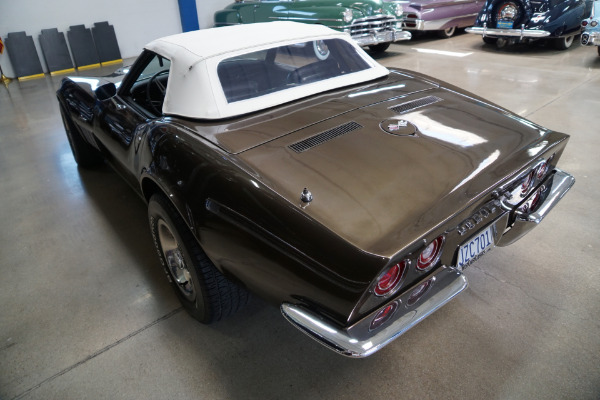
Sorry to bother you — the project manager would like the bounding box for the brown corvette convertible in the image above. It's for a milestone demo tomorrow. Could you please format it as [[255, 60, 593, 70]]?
[[56, 22, 574, 357]]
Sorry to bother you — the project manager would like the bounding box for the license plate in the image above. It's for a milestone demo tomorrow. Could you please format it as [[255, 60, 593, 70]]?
[[456, 225, 495, 270], [497, 20, 514, 29]]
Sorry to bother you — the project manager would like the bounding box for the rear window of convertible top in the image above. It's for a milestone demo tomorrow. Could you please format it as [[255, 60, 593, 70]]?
[[217, 38, 371, 103]]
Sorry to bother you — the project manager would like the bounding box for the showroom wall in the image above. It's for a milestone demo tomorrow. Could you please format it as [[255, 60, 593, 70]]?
[[197, 0, 233, 30], [0, 0, 232, 77]]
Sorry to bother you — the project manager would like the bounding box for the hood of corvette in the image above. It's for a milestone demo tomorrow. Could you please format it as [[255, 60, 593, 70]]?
[[215, 72, 550, 257]]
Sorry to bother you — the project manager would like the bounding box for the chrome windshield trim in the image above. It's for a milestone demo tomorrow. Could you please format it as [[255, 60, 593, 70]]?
[[281, 266, 468, 358]]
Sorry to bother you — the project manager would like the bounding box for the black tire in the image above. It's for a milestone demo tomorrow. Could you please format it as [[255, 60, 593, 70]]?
[[59, 105, 103, 168], [553, 35, 575, 50], [148, 194, 248, 323], [597, 46, 600, 56], [483, 36, 498, 45], [437, 26, 456, 39], [368, 43, 391, 53], [496, 37, 508, 48]]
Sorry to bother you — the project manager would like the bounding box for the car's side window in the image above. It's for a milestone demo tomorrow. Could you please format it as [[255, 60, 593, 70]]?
[[127, 54, 171, 116], [135, 56, 171, 83]]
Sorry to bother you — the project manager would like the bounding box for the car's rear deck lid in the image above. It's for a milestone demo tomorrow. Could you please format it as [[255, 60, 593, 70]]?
[[177, 72, 438, 154]]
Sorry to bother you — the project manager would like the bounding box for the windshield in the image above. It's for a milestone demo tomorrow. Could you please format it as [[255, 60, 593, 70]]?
[[217, 39, 371, 103]]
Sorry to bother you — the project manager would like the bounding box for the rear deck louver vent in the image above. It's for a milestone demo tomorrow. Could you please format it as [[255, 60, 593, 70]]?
[[289, 121, 362, 153], [389, 95, 443, 114]]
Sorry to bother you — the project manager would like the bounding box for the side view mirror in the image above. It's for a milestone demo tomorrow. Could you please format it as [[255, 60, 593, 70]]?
[[95, 82, 117, 101]]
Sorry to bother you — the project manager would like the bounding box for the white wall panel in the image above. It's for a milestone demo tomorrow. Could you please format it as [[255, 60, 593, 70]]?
[[195, 0, 233, 29]]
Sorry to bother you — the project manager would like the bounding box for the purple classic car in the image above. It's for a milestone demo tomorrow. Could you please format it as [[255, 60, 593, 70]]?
[[401, 0, 484, 38]]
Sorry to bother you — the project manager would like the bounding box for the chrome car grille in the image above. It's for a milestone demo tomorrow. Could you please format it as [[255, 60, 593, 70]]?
[[349, 15, 398, 36]]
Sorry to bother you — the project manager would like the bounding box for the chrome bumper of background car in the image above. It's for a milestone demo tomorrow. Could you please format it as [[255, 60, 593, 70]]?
[[497, 169, 575, 246], [403, 18, 426, 30], [466, 26, 550, 39], [345, 15, 411, 45], [352, 29, 411, 46], [403, 14, 478, 31], [581, 31, 600, 46], [281, 266, 467, 358]]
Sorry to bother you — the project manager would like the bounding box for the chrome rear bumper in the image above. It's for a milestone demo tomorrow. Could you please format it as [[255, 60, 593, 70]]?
[[497, 168, 575, 246], [466, 25, 550, 39], [281, 266, 467, 358]]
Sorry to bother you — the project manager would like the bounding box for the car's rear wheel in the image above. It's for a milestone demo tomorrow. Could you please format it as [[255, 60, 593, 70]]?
[[553, 34, 575, 50], [59, 105, 103, 168], [148, 194, 248, 323], [496, 37, 508, 48], [437, 26, 456, 39], [368, 43, 391, 53]]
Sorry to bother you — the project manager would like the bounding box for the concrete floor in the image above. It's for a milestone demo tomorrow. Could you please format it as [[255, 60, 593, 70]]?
[[1, 32, 599, 400]]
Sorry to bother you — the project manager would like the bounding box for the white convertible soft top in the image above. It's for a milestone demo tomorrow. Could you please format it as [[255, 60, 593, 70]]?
[[145, 22, 389, 119]]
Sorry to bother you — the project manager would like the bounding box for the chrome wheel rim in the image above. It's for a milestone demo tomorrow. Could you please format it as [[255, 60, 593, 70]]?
[[157, 220, 195, 301], [565, 35, 574, 47], [444, 27, 455, 37]]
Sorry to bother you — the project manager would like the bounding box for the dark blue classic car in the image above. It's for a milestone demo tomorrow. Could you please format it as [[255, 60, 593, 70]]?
[[466, 0, 593, 49]]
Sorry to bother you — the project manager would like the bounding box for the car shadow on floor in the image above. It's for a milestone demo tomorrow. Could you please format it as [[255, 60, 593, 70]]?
[[74, 161, 176, 296]]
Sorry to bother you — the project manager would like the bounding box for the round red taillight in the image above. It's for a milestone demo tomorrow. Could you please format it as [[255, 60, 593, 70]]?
[[521, 170, 535, 196], [416, 236, 444, 271], [370, 301, 399, 331], [582, 20, 588, 27], [374, 261, 408, 296]]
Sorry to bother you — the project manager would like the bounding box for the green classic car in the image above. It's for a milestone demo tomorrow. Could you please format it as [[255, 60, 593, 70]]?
[[214, 0, 411, 52]]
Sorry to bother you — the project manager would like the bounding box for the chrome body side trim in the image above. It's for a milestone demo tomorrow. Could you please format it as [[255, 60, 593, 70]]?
[[281, 266, 468, 358]]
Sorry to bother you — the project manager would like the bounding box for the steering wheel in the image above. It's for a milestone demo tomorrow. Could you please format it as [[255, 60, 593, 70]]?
[[146, 70, 169, 115]]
